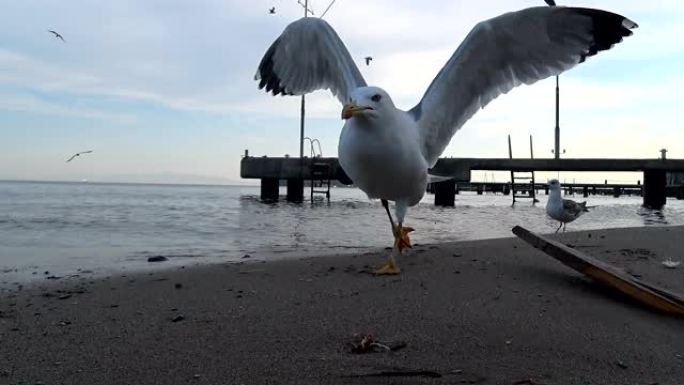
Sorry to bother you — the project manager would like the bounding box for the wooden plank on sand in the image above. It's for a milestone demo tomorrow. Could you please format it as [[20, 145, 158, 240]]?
[[512, 225, 684, 316]]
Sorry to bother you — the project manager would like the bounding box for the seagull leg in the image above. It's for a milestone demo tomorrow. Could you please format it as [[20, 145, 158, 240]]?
[[563, 223, 566, 233], [374, 200, 413, 275], [555, 222, 563, 233]]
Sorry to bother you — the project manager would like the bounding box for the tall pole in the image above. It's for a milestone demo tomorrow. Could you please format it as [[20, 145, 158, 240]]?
[[545, 0, 560, 160], [299, 0, 309, 159], [554, 75, 560, 159], [300, 96, 305, 158]]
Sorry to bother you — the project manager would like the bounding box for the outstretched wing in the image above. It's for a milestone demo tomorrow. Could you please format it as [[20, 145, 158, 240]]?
[[66, 154, 77, 162], [255, 17, 367, 105], [409, 6, 636, 166], [48, 30, 65, 42]]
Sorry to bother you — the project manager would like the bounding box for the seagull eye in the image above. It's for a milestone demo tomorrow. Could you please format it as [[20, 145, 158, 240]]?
[[371, 94, 382, 102]]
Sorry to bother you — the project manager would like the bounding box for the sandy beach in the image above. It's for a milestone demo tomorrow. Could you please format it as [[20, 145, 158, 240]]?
[[1, 225, 683, 385]]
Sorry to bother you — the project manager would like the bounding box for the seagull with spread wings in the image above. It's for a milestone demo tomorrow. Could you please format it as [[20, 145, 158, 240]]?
[[255, 6, 636, 275], [48, 30, 65, 42], [66, 150, 93, 163]]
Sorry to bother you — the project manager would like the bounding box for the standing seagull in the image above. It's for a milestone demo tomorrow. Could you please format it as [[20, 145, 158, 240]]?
[[546, 179, 589, 233], [364, 56, 373, 66], [66, 150, 93, 163], [255, 6, 636, 274], [48, 30, 65, 42], [269, 7, 276, 14]]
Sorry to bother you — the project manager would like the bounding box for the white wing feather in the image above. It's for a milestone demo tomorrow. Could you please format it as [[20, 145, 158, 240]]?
[[255, 17, 366, 105], [410, 6, 636, 166]]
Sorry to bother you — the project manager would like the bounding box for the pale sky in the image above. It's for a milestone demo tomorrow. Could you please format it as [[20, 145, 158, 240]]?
[[1, 0, 683, 184]]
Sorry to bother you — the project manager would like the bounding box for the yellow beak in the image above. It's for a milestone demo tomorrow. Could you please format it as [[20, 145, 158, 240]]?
[[341, 103, 369, 120]]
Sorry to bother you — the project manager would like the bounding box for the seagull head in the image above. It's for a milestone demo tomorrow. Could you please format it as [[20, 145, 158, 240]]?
[[548, 178, 561, 191], [341, 87, 393, 120]]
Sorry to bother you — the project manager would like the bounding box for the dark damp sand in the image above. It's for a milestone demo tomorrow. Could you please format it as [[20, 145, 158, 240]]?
[[1, 226, 683, 385]]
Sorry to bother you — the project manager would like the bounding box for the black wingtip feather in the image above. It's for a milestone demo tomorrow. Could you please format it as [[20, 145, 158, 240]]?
[[572, 8, 637, 63], [255, 37, 290, 96]]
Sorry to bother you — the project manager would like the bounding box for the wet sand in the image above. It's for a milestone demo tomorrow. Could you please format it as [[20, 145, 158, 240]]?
[[1, 226, 683, 385]]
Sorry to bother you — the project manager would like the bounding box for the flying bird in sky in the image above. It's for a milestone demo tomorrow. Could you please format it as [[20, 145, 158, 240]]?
[[48, 30, 65, 42], [255, 6, 636, 274], [66, 150, 93, 163], [364, 56, 373, 66], [269, 7, 276, 14]]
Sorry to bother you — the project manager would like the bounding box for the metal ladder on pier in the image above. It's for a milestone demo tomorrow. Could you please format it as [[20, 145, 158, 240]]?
[[508, 135, 539, 204], [304, 137, 331, 201], [310, 162, 331, 200]]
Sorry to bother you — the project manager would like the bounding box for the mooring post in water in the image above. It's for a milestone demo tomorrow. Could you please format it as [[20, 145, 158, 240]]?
[[286, 178, 304, 202], [260, 178, 279, 202], [643, 169, 667, 209], [434, 180, 456, 206]]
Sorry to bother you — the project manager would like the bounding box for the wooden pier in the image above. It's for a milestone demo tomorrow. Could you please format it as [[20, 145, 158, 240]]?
[[240, 156, 684, 209]]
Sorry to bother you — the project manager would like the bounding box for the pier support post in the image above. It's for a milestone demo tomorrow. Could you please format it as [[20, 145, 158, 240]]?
[[286, 178, 304, 202], [476, 184, 483, 195], [503, 183, 510, 196], [643, 170, 667, 209], [434, 180, 455, 206], [260, 178, 279, 202], [583, 186, 588, 198]]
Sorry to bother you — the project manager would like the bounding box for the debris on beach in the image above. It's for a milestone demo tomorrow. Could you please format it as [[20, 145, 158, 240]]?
[[661, 259, 681, 269], [513, 226, 684, 316], [171, 315, 185, 322], [349, 334, 406, 354], [147, 256, 168, 263], [346, 369, 442, 378], [513, 379, 542, 385]]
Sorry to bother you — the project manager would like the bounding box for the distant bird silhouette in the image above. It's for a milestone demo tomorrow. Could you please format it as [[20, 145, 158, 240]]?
[[544, 0, 556, 5], [48, 30, 65, 42], [66, 150, 93, 163], [269, 7, 276, 14], [364, 56, 373, 66]]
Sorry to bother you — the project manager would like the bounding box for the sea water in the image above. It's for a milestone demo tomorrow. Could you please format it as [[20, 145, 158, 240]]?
[[1, 180, 682, 285]]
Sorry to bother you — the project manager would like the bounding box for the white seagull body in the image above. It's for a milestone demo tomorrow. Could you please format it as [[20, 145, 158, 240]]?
[[255, 6, 636, 274], [546, 179, 589, 232]]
